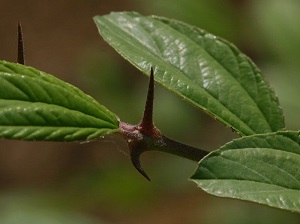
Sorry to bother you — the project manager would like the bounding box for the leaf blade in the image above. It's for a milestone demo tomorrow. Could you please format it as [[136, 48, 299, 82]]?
[[94, 12, 285, 135], [0, 61, 119, 141], [191, 131, 300, 212]]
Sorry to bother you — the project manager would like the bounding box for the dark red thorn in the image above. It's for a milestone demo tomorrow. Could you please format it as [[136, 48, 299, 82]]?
[[17, 22, 25, 65], [139, 67, 160, 137], [131, 66, 157, 181], [129, 140, 151, 181], [120, 68, 209, 180], [122, 67, 159, 181]]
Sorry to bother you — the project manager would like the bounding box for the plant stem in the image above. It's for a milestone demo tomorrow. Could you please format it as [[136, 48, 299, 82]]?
[[158, 135, 209, 162], [119, 122, 209, 180], [119, 67, 209, 180]]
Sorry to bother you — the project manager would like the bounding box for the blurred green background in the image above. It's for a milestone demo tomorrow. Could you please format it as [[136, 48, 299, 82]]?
[[0, 0, 299, 223]]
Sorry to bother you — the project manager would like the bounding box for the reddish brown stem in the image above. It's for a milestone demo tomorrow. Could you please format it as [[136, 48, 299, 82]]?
[[119, 67, 209, 181]]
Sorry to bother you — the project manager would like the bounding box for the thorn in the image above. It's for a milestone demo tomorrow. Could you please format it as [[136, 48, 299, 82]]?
[[129, 140, 151, 181], [139, 67, 160, 137], [17, 22, 25, 65], [120, 68, 160, 181], [130, 151, 151, 181]]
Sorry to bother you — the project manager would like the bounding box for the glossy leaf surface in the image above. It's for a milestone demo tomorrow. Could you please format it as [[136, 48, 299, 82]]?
[[94, 12, 284, 136], [191, 131, 300, 212], [0, 60, 119, 141]]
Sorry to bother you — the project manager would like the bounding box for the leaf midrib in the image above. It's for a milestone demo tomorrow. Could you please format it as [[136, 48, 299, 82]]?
[[200, 149, 300, 190], [0, 99, 117, 129], [0, 71, 117, 125]]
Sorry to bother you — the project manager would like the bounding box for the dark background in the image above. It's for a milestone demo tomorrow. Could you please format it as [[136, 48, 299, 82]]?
[[0, 0, 299, 223]]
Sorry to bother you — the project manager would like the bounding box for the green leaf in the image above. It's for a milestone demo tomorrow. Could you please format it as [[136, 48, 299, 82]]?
[[191, 131, 300, 212], [94, 11, 285, 136], [0, 60, 119, 141]]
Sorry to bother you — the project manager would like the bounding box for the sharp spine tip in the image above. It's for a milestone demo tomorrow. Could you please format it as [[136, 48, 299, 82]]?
[[129, 140, 151, 181], [17, 22, 25, 65], [131, 155, 151, 181]]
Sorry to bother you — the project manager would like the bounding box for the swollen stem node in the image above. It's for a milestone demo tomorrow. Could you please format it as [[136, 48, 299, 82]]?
[[119, 67, 209, 180]]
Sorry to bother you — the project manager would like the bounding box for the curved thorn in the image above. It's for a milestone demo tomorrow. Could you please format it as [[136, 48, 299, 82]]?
[[130, 152, 151, 181], [129, 141, 151, 181], [120, 68, 158, 181], [17, 22, 25, 65]]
